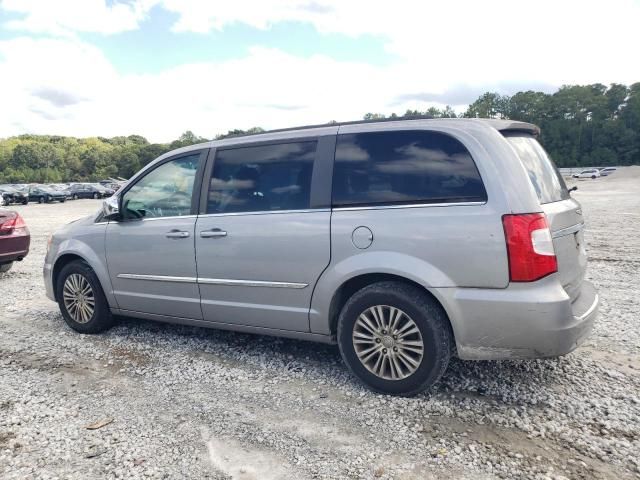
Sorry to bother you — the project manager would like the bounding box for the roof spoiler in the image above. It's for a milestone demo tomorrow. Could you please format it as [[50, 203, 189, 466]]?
[[493, 120, 541, 137]]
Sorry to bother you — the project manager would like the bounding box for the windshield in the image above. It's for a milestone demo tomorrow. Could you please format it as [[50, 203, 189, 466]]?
[[504, 134, 570, 204]]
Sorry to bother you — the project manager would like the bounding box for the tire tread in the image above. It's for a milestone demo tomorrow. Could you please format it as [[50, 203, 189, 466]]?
[[337, 281, 452, 396], [56, 260, 115, 334]]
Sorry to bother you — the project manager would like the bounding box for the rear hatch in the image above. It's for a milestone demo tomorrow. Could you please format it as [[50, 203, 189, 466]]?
[[503, 132, 586, 301]]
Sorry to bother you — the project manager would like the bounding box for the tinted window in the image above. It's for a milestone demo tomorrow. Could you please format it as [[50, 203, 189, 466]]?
[[122, 153, 201, 219], [504, 134, 569, 204], [332, 131, 486, 207], [207, 141, 316, 214]]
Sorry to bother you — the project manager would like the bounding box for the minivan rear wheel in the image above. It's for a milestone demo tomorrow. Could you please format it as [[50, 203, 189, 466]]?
[[56, 260, 115, 333], [337, 281, 452, 396]]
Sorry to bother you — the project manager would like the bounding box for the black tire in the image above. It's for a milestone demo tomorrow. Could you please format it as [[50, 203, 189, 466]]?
[[56, 260, 115, 334], [60, 198, 66, 203], [93, 192, 99, 199], [38, 196, 45, 204], [0, 262, 13, 273], [337, 281, 452, 396], [72, 194, 78, 200], [591, 175, 596, 179], [22, 199, 28, 205]]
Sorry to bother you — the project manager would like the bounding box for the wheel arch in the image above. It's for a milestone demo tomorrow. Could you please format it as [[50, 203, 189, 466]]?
[[326, 273, 457, 353], [52, 253, 87, 301], [51, 247, 117, 308]]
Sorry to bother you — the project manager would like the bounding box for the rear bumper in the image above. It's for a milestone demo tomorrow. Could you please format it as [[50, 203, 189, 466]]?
[[0, 234, 30, 265], [435, 276, 598, 360]]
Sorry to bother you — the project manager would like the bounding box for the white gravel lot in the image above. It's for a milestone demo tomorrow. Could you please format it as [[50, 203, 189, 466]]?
[[1, 168, 639, 480]]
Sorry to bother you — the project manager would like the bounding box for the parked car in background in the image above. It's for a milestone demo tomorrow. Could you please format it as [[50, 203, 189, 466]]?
[[0, 208, 30, 273], [47, 184, 73, 199], [93, 183, 115, 197], [0, 185, 29, 205], [599, 167, 617, 176], [99, 179, 126, 191], [44, 118, 599, 396], [28, 185, 67, 203], [69, 183, 107, 200], [572, 169, 600, 179]]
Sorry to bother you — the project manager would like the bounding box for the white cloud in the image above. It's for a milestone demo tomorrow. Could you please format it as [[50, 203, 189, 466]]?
[[0, 1, 639, 142], [0, 38, 410, 141], [1, 0, 152, 36], [160, 0, 324, 33], [158, 0, 640, 87], [0, 37, 119, 134]]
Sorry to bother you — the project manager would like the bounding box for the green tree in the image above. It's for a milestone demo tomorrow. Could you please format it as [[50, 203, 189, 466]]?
[[1, 83, 638, 184], [465, 92, 510, 118]]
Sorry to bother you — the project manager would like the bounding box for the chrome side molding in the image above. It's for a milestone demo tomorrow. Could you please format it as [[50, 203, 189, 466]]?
[[197, 278, 307, 289], [117, 274, 307, 289], [117, 273, 198, 283]]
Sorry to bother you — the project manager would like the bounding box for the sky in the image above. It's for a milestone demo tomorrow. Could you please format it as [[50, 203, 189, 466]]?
[[0, 0, 639, 143]]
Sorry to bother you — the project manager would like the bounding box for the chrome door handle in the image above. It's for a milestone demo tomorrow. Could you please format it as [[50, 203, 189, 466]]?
[[200, 229, 227, 238], [166, 230, 190, 239]]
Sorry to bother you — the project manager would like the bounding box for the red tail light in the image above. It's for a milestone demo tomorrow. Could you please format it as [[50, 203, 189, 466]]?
[[0, 213, 27, 235], [502, 213, 557, 282]]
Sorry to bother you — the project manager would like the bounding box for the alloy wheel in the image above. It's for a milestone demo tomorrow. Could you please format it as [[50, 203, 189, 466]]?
[[62, 274, 95, 324], [352, 305, 424, 381]]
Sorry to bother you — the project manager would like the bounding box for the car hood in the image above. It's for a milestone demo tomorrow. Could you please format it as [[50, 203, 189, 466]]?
[[55, 212, 100, 235]]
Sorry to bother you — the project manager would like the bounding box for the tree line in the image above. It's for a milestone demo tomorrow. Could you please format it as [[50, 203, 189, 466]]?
[[1, 83, 638, 183]]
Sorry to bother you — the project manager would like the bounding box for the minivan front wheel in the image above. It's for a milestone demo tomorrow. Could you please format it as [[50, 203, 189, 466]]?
[[56, 260, 114, 333], [337, 281, 452, 396]]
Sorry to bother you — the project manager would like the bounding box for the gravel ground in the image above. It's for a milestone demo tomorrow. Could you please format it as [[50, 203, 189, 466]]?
[[1, 169, 639, 480]]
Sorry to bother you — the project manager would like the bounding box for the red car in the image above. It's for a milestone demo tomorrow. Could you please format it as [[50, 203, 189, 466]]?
[[0, 208, 30, 273]]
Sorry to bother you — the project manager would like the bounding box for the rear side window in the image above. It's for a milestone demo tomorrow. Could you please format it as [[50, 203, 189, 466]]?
[[207, 141, 316, 214], [504, 134, 569, 204], [332, 130, 486, 207]]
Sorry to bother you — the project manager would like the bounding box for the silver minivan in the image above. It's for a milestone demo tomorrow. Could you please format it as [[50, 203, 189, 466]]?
[[44, 118, 599, 395]]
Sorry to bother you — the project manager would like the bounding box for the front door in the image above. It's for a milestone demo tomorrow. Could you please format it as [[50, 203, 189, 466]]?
[[195, 140, 331, 332], [105, 151, 205, 319]]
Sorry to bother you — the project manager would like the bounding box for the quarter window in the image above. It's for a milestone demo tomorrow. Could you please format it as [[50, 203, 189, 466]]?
[[332, 131, 487, 207], [505, 134, 569, 204], [207, 141, 317, 214], [122, 153, 201, 219]]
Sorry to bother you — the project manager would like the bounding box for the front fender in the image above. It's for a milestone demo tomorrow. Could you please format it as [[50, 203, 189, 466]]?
[[309, 251, 453, 335], [50, 233, 117, 309]]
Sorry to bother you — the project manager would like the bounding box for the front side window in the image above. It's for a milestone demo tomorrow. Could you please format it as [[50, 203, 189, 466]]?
[[207, 141, 316, 214], [332, 130, 487, 207], [122, 153, 201, 219]]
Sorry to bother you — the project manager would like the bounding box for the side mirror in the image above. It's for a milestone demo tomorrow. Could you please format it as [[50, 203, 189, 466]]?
[[102, 195, 120, 220], [569, 186, 578, 193]]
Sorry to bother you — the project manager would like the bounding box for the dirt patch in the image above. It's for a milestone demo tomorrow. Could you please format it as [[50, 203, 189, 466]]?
[[580, 347, 640, 377], [0, 431, 16, 447], [109, 345, 152, 367]]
